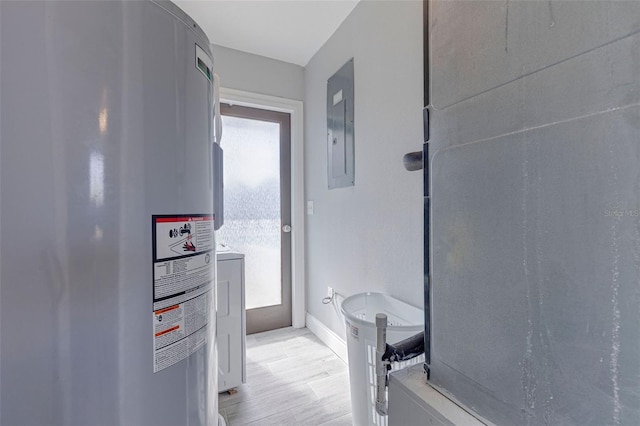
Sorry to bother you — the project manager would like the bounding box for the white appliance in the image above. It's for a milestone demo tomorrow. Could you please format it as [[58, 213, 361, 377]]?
[[0, 1, 221, 424], [216, 246, 246, 392]]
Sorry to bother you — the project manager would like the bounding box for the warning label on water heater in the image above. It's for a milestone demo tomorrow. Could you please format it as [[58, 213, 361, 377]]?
[[152, 215, 214, 373]]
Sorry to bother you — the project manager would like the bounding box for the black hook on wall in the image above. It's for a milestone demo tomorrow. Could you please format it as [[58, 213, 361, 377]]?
[[403, 151, 424, 171]]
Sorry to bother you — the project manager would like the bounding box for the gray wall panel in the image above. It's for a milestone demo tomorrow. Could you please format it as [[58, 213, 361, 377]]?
[[432, 107, 640, 425], [429, 0, 640, 424], [431, 0, 640, 110], [432, 32, 640, 151]]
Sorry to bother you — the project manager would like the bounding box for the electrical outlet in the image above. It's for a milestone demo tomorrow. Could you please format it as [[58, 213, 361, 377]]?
[[327, 286, 334, 298]]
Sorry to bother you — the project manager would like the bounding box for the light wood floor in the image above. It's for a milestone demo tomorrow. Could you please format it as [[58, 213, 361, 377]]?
[[219, 327, 352, 425]]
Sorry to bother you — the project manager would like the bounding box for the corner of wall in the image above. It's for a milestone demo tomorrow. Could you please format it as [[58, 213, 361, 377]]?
[[306, 312, 348, 363]]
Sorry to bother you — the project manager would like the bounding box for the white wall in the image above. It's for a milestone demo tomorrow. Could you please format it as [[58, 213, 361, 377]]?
[[304, 0, 424, 339], [211, 44, 304, 101]]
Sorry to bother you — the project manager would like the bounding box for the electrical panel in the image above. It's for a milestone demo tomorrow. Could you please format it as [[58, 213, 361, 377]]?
[[327, 59, 354, 189]]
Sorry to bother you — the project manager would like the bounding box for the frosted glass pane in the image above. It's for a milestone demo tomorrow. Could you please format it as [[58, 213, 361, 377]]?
[[217, 115, 281, 309]]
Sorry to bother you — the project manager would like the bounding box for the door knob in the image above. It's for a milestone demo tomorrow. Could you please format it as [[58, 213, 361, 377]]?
[[282, 225, 292, 233]]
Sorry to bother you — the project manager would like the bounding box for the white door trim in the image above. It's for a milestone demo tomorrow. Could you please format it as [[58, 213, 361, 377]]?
[[219, 87, 306, 329]]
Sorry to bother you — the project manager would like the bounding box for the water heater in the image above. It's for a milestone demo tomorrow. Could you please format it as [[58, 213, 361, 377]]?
[[0, 1, 220, 424]]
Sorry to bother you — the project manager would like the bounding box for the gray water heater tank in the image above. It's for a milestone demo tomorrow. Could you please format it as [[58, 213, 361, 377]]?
[[0, 1, 219, 424]]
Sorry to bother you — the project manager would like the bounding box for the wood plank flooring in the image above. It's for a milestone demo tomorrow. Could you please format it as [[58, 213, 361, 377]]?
[[219, 327, 352, 425]]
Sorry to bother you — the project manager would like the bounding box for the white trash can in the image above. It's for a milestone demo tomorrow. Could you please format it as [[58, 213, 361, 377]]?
[[341, 292, 424, 426]]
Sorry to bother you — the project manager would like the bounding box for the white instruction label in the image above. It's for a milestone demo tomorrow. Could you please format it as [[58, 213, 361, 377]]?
[[152, 215, 214, 373], [154, 215, 213, 261]]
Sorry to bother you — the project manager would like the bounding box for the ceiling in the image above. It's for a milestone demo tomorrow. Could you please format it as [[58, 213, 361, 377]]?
[[174, 0, 360, 66]]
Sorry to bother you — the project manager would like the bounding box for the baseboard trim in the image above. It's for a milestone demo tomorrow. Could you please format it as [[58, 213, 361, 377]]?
[[306, 312, 348, 363]]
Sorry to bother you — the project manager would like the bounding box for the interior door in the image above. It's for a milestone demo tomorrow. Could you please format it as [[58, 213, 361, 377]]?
[[218, 103, 292, 334]]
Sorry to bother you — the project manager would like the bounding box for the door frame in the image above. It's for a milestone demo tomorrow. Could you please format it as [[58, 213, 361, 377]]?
[[219, 87, 305, 329], [220, 104, 292, 333]]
